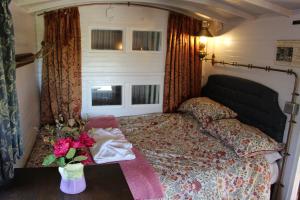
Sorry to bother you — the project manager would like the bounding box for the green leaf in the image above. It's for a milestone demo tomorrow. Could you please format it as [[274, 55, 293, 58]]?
[[70, 128, 79, 132], [66, 148, 76, 159], [56, 157, 66, 167], [42, 154, 56, 166], [73, 156, 87, 162], [61, 127, 70, 131]]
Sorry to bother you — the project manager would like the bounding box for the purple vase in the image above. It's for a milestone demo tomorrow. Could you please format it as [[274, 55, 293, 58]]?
[[58, 163, 86, 194]]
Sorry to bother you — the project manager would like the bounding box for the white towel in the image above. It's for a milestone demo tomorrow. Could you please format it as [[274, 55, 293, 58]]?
[[90, 128, 136, 164]]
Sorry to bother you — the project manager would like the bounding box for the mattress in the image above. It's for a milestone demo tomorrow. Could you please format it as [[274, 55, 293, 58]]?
[[119, 113, 273, 200]]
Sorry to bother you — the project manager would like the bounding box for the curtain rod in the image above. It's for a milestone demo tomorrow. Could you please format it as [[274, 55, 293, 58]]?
[[36, 2, 202, 20], [205, 54, 298, 100], [205, 53, 298, 200]]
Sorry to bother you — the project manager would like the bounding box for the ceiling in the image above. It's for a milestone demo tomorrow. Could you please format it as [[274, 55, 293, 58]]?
[[14, 0, 300, 23]]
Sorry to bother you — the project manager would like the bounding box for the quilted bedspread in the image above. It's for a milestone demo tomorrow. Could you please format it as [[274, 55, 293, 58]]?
[[118, 113, 271, 200]]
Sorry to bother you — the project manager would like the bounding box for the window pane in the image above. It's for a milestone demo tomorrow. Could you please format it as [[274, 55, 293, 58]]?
[[132, 85, 159, 105], [91, 30, 123, 50], [92, 86, 122, 106], [132, 31, 161, 51]]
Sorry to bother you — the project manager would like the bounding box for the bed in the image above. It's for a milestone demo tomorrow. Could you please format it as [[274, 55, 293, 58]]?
[[26, 75, 286, 199], [118, 75, 286, 199]]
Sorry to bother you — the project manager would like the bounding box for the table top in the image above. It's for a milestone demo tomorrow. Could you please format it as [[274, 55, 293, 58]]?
[[0, 164, 133, 200]]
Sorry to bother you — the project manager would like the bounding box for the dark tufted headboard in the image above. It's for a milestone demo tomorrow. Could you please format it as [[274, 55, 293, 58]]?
[[202, 75, 287, 142]]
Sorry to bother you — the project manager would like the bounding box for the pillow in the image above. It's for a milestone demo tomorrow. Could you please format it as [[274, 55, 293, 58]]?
[[177, 97, 237, 127], [204, 118, 284, 157], [264, 152, 282, 163]]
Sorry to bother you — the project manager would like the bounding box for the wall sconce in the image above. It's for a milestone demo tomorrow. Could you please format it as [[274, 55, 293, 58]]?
[[195, 21, 213, 60]]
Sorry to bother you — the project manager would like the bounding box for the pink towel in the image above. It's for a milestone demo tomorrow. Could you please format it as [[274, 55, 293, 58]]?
[[86, 116, 164, 200], [85, 115, 119, 130], [119, 148, 164, 200]]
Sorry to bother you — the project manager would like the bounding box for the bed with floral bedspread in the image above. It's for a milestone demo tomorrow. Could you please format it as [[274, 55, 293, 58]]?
[[118, 113, 271, 200], [26, 112, 271, 200]]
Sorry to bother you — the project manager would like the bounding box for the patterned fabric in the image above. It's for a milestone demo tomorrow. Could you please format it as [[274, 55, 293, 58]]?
[[0, 0, 23, 185], [205, 119, 284, 157], [26, 133, 53, 168], [178, 97, 237, 127], [163, 13, 202, 113], [119, 113, 271, 199], [40, 7, 82, 125], [26, 113, 271, 199]]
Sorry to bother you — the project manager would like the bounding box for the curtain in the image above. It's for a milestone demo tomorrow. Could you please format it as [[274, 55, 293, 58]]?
[[91, 30, 122, 50], [132, 85, 159, 104], [41, 7, 82, 124], [0, 0, 22, 185], [163, 13, 202, 112], [132, 31, 161, 51]]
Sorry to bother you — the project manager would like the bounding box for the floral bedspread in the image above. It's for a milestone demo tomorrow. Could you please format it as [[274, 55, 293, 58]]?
[[118, 113, 271, 200], [26, 113, 271, 199]]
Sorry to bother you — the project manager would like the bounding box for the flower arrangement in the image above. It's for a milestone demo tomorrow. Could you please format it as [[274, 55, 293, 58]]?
[[42, 114, 95, 167]]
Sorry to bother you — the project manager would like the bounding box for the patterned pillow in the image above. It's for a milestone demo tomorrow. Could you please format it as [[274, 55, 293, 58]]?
[[204, 119, 284, 157], [177, 97, 237, 127]]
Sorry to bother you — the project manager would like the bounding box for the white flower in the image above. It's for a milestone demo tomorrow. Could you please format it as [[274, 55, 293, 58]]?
[[68, 119, 76, 127]]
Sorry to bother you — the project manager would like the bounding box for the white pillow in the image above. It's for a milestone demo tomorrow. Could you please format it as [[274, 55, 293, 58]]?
[[264, 152, 282, 163]]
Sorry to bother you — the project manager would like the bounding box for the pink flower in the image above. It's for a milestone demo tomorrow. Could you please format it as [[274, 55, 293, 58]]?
[[234, 177, 244, 188], [191, 180, 202, 192], [54, 138, 72, 158], [79, 151, 94, 165], [79, 132, 95, 147], [71, 140, 84, 149]]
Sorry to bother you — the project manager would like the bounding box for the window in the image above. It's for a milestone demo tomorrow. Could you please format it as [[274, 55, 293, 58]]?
[[132, 31, 161, 51], [92, 86, 122, 106], [132, 85, 160, 105], [91, 30, 123, 50]]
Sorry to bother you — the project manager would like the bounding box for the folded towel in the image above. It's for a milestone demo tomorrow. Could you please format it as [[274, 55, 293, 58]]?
[[120, 148, 164, 200], [86, 116, 164, 200], [90, 128, 136, 164], [86, 115, 119, 130]]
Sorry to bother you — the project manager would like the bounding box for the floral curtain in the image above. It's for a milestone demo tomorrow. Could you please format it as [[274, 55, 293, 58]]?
[[163, 13, 202, 113], [40, 7, 82, 125], [0, 0, 23, 185]]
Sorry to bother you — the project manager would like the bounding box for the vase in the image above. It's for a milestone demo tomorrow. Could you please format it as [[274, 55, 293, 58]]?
[[58, 163, 86, 194]]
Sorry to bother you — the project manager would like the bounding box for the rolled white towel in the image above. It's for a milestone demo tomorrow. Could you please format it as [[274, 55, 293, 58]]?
[[90, 128, 136, 164]]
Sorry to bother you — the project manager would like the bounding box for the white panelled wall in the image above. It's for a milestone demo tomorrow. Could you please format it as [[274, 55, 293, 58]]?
[[204, 14, 300, 200], [80, 5, 168, 117]]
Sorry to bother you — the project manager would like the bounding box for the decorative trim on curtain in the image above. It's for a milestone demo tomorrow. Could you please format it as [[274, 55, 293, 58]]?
[[163, 13, 202, 113], [0, 0, 23, 185], [40, 7, 82, 125]]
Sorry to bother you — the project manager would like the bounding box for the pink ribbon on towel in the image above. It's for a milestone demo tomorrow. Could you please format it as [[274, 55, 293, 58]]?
[[86, 116, 164, 200]]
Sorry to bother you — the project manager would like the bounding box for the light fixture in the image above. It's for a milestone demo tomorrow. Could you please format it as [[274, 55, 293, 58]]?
[[195, 21, 213, 60]]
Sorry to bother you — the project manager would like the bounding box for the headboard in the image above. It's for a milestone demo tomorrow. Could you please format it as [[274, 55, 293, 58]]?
[[202, 75, 287, 142]]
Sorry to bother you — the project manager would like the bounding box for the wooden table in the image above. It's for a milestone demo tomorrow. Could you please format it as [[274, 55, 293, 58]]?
[[0, 164, 133, 200]]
